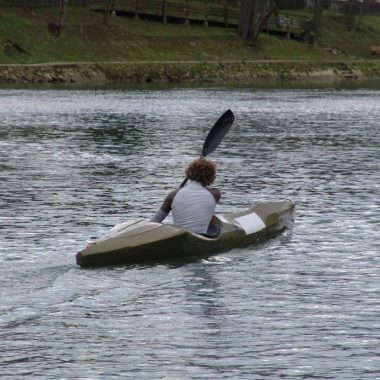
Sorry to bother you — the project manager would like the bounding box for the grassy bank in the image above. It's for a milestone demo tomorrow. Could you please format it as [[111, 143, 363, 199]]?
[[0, 6, 380, 83]]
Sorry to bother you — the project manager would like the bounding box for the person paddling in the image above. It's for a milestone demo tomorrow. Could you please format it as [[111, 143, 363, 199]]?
[[150, 158, 221, 236]]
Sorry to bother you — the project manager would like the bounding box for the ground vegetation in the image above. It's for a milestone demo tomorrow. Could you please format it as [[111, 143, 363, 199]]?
[[0, 5, 380, 83]]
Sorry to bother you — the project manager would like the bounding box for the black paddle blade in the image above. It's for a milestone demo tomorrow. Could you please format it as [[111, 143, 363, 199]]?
[[201, 109, 234, 157]]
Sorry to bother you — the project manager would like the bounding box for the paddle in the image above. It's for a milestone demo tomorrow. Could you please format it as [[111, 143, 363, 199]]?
[[179, 109, 235, 188]]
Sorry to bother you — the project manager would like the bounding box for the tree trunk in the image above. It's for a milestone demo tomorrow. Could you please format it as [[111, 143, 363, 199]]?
[[48, 0, 69, 37], [58, 0, 69, 37], [313, 0, 323, 45], [103, 0, 114, 25], [239, 0, 277, 46], [346, 0, 363, 32], [355, 1, 365, 31]]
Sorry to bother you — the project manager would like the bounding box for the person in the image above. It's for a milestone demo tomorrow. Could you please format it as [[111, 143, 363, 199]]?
[[150, 157, 221, 236]]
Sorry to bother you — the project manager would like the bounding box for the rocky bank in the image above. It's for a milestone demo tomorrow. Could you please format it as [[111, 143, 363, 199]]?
[[0, 60, 380, 85]]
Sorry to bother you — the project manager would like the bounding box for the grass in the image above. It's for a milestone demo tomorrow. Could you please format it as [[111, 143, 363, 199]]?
[[361, 14, 380, 34], [319, 11, 380, 57], [0, 6, 380, 64]]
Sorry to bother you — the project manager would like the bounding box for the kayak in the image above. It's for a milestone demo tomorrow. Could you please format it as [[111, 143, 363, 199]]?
[[76, 200, 295, 268], [76, 199, 295, 268]]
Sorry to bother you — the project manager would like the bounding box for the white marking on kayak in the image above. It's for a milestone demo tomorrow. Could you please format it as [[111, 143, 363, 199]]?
[[235, 213, 266, 235]]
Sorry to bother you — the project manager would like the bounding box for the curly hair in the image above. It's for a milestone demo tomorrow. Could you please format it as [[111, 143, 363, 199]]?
[[185, 158, 216, 187]]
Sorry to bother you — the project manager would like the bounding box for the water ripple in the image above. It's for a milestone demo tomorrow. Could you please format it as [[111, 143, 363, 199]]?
[[0, 87, 379, 379]]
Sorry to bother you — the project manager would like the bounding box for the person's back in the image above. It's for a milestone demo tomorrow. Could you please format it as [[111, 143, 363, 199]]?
[[172, 180, 217, 234], [150, 158, 221, 234]]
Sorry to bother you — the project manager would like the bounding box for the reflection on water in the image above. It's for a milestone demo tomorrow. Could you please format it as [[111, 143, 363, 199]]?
[[0, 86, 379, 379]]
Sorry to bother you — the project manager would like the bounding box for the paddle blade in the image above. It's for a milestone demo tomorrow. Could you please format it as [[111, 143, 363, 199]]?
[[201, 109, 234, 157]]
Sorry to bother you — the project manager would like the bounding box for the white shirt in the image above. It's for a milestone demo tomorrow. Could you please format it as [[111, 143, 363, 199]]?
[[171, 181, 217, 234]]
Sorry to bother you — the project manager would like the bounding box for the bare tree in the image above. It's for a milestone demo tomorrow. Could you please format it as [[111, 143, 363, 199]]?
[[312, 0, 323, 44], [58, 0, 69, 36], [239, 0, 277, 45], [103, 0, 114, 25], [48, 0, 69, 37], [345, 0, 366, 32]]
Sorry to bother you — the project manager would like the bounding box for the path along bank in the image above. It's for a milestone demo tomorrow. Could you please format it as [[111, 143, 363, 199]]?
[[1, 60, 380, 85]]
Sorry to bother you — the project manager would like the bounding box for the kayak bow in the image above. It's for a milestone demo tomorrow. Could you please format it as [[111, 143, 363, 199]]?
[[76, 199, 295, 268]]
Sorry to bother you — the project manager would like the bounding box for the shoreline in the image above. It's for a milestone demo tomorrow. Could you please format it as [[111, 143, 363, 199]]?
[[1, 60, 380, 85]]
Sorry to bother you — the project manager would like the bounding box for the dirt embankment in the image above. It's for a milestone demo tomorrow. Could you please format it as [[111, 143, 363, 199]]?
[[1, 60, 380, 85]]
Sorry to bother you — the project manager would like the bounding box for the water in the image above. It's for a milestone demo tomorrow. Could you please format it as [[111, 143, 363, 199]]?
[[0, 86, 379, 379]]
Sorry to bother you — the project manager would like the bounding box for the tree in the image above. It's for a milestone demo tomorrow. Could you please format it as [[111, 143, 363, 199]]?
[[103, 0, 114, 26], [238, 0, 277, 45], [48, 0, 69, 37], [312, 0, 323, 44], [58, 0, 69, 36], [345, 0, 366, 32]]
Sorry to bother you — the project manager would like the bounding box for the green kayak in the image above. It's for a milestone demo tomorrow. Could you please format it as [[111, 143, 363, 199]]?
[[76, 199, 295, 268]]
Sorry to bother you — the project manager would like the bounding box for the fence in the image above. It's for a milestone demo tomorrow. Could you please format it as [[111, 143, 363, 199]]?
[[0, 0, 88, 6], [88, 0, 240, 26], [89, 0, 308, 36], [328, 0, 380, 13], [0, 0, 311, 39]]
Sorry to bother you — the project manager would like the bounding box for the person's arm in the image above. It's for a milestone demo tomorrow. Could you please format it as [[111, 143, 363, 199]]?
[[150, 208, 169, 223], [208, 188, 221, 203], [149, 189, 178, 223]]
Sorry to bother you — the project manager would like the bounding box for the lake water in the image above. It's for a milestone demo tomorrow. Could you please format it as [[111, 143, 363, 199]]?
[[0, 85, 379, 379]]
